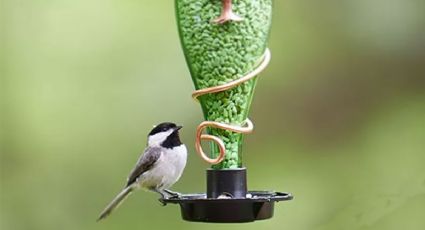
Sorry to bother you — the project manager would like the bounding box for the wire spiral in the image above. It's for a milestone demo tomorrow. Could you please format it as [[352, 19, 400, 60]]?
[[192, 48, 271, 164]]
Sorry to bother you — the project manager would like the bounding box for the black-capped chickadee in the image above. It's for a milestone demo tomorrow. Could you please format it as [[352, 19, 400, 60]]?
[[97, 122, 187, 221]]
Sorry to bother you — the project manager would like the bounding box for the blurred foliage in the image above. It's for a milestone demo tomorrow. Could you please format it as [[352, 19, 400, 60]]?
[[1, 0, 425, 230]]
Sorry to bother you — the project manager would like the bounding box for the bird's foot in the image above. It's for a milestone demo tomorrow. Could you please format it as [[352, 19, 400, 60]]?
[[164, 189, 181, 198], [158, 198, 167, 206], [152, 188, 168, 205]]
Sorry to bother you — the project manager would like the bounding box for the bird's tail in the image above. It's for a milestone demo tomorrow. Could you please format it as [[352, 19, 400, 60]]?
[[97, 186, 133, 221]]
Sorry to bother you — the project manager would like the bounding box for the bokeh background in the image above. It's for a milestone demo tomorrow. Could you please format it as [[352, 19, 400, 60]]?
[[1, 0, 425, 230]]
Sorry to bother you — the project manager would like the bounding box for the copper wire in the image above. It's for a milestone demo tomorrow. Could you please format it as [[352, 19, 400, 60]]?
[[192, 48, 271, 164]]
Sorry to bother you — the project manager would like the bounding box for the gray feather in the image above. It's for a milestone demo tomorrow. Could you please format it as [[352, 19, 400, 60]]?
[[126, 147, 162, 186]]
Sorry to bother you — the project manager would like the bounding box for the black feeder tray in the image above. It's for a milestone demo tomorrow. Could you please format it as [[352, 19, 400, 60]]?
[[161, 168, 293, 223]]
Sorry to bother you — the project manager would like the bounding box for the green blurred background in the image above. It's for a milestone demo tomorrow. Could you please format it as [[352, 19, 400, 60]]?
[[1, 0, 425, 229]]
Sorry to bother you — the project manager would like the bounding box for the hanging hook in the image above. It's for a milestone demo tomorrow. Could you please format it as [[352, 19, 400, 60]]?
[[211, 0, 244, 24]]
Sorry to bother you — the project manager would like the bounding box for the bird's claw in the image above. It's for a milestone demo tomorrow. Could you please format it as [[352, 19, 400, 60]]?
[[164, 189, 181, 198], [158, 198, 167, 206], [170, 193, 181, 199]]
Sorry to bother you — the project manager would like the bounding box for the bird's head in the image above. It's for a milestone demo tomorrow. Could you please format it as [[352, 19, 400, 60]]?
[[147, 122, 183, 148]]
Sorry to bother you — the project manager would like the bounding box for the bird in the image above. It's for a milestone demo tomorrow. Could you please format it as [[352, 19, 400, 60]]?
[[212, 0, 243, 24], [97, 122, 187, 221]]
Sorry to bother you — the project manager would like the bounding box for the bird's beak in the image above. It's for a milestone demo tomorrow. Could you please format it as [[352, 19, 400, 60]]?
[[175, 125, 183, 131]]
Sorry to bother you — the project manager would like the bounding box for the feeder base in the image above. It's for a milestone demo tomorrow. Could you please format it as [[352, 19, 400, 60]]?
[[161, 191, 292, 223]]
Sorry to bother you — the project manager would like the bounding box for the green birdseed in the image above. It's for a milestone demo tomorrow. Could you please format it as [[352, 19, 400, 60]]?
[[176, 0, 272, 169]]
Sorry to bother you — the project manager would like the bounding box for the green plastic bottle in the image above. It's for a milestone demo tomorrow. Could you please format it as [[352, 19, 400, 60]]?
[[175, 0, 273, 169]]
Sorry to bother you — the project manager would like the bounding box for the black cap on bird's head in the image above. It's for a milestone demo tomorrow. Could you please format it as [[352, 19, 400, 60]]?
[[148, 122, 183, 148], [149, 122, 182, 136]]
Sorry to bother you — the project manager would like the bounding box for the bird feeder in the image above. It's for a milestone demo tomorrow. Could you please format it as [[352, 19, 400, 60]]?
[[162, 0, 292, 222]]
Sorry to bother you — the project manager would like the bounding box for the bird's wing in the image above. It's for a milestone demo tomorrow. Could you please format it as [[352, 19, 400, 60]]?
[[126, 146, 162, 187]]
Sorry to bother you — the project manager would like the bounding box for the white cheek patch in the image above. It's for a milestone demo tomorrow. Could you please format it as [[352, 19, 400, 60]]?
[[148, 130, 174, 146]]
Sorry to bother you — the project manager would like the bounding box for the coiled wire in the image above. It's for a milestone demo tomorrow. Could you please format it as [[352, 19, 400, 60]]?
[[192, 48, 271, 164]]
